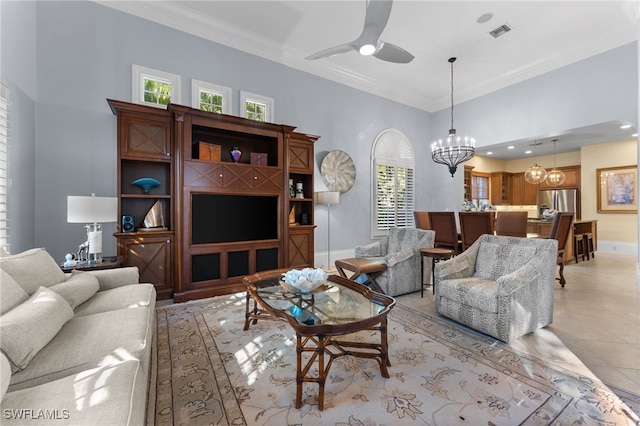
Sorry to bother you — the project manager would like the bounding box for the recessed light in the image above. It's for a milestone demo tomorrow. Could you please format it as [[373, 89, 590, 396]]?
[[507, 146, 514, 149], [486, 151, 493, 155], [620, 124, 632, 129], [525, 150, 532, 154], [632, 133, 638, 138], [477, 13, 493, 24]]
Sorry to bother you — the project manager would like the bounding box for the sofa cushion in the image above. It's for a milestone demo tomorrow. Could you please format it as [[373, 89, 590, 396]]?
[[49, 270, 100, 309], [0, 248, 66, 295], [0, 359, 147, 426], [473, 242, 536, 281], [8, 307, 153, 391], [0, 287, 74, 373], [0, 352, 10, 402], [74, 283, 155, 317], [0, 269, 29, 315]]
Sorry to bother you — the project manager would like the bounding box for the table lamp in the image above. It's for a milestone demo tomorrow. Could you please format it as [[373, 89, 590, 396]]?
[[316, 191, 340, 268], [67, 194, 117, 264]]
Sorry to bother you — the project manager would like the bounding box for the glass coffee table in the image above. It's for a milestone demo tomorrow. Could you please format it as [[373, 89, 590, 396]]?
[[243, 269, 396, 410]]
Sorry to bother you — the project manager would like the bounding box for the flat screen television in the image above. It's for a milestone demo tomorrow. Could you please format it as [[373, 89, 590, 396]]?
[[191, 193, 279, 244]]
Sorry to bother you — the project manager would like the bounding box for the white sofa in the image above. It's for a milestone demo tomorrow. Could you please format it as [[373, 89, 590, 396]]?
[[0, 248, 156, 425]]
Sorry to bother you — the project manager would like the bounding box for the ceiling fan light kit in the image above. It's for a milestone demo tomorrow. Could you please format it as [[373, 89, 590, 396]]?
[[431, 57, 475, 177], [306, 0, 414, 64]]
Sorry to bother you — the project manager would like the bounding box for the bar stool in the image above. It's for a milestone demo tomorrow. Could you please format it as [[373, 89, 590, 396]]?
[[573, 233, 587, 262], [420, 247, 454, 297], [583, 232, 595, 259]]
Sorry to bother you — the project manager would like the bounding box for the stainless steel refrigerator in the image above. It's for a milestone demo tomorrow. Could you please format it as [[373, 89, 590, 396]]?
[[537, 189, 579, 218]]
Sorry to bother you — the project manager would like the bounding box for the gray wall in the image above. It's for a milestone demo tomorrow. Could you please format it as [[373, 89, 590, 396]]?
[[1, 1, 638, 265]]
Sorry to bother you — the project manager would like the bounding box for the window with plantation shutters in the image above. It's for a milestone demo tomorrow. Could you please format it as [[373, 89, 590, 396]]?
[[371, 129, 415, 238], [0, 83, 9, 252]]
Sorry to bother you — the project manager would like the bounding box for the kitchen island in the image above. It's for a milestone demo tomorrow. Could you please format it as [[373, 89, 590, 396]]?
[[528, 218, 597, 263]]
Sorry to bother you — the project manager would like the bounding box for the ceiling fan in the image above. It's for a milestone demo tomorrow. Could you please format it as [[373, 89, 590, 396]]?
[[306, 0, 414, 64]]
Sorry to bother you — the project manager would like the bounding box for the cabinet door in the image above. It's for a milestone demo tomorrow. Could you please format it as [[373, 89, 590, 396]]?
[[183, 161, 224, 188], [539, 166, 581, 188], [289, 138, 314, 174], [511, 174, 524, 205], [120, 115, 171, 160], [523, 179, 538, 205], [120, 234, 173, 298], [288, 227, 314, 267]]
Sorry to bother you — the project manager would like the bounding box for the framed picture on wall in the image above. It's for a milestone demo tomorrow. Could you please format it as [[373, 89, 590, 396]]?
[[596, 165, 637, 213]]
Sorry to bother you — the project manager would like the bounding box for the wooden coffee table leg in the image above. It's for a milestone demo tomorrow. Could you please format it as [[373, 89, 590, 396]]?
[[380, 317, 391, 374], [295, 334, 303, 409]]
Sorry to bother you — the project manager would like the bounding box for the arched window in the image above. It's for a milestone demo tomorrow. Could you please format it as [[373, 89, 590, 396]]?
[[371, 129, 415, 237]]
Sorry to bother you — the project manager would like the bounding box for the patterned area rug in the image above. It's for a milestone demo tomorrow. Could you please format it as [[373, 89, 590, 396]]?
[[148, 293, 639, 425]]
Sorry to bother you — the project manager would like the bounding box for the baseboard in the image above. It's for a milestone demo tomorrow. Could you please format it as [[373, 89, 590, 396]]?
[[597, 241, 637, 256], [314, 248, 355, 269]]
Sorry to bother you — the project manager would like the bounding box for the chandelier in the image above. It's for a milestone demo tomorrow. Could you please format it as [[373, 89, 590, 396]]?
[[431, 57, 475, 177], [545, 139, 566, 186], [524, 140, 547, 184]]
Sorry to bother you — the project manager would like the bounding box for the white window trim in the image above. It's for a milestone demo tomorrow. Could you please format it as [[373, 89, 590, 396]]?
[[371, 128, 416, 238], [132, 64, 181, 108], [240, 91, 274, 122], [0, 82, 9, 253], [191, 79, 232, 114]]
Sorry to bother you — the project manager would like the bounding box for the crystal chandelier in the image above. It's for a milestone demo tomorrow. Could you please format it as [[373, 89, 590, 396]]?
[[524, 140, 547, 184], [545, 139, 566, 186], [431, 57, 475, 177]]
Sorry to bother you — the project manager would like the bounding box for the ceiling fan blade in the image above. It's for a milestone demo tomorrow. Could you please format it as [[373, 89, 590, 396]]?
[[306, 42, 356, 60], [372, 41, 415, 63], [361, 0, 393, 43]]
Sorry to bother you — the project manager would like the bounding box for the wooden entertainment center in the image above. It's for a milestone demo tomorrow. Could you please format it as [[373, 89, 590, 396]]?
[[108, 99, 317, 301]]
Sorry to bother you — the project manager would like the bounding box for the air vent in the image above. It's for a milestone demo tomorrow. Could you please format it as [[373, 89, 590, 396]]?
[[489, 23, 512, 38]]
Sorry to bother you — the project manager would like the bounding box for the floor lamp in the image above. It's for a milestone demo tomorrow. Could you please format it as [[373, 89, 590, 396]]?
[[316, 191, 340, 269]]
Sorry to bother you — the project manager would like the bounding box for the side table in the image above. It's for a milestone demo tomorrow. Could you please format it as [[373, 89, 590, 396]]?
[[60, 255, 124, 273], [420, 248, 454, 297], [334, 257, 387, 294]]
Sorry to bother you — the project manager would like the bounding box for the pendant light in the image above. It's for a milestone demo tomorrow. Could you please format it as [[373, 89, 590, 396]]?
[[524, 140, 547, 184], [545, 139, 566, 186], [431, 57, 475, 177]]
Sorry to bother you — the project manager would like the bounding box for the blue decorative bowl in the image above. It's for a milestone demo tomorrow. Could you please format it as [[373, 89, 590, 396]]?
[[132, 177, 161, 194]]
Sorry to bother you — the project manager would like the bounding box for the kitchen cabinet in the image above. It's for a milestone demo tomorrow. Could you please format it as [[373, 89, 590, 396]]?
[[539, 165, 581, 188], [490, 172, 511, 205], [511, 173, 538, 205], [464, 166, 473, 200]]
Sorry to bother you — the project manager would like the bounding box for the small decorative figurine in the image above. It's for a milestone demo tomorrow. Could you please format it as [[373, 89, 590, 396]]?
[[295, 182, 304, 199]]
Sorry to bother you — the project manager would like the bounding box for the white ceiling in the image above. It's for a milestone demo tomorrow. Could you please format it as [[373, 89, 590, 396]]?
[[98, 0, 639, 158]]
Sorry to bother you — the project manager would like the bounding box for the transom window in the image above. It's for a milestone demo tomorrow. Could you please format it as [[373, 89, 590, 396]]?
[[371, 129, 415, 237], [191, 80, 231, 114], [132, 65, 181, 108], [240, 91, 273, 122]]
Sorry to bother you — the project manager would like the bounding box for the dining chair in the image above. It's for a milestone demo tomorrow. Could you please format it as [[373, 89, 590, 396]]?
[[413, 211, 430, 230], [427, 211, 460, 254], [458, 211, 494, 251], [495, 211, 528, 237], [547, 212, 574, 287]]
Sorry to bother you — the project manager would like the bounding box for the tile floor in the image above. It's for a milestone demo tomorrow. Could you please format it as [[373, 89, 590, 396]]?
[[398, 252, 640, 395]]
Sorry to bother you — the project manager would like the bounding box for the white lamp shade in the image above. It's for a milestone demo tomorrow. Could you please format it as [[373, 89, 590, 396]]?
[[316, 191, 340, 205], [67, 195, 118, 223]]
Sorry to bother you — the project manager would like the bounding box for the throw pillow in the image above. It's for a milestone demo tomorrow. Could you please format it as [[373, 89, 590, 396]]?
[[0, 269, 29, 315], [0, 248, 66, 295], [49, 270, 100, 309], [0, 286, 74, 373], [473, 242, 537, 281]]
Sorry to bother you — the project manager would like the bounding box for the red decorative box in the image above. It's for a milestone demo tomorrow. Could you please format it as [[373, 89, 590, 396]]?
[[250, 152, 268, 166]]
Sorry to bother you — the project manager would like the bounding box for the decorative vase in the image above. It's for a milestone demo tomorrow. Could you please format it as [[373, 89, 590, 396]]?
[[229, 146, 242, 163]]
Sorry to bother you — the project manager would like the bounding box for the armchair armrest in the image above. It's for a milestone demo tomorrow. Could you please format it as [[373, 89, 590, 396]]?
[[434, 247, 477, 281], [86, 267, 140, 291], [495, 262, 539, 295], [384, 247, 415, 267], [355, 238, 387, 258]]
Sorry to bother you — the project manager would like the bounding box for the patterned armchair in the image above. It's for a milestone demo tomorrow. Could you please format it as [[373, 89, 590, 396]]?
[[434, 234, 557, 342], [355, 228, 435, 296]]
